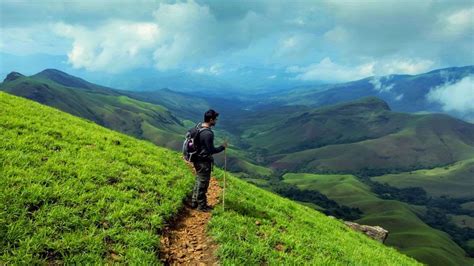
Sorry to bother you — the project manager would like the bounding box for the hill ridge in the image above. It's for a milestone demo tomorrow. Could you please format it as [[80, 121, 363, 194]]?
[[0, 72, 186, 150], [3, 71, 25, 82], [33, 68, 106, 91]]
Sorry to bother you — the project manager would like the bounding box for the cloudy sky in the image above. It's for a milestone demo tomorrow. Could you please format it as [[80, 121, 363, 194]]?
[[1, 0, 473, 88]]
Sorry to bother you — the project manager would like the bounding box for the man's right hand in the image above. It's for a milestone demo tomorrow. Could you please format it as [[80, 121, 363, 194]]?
[[222, 141, 228, 148]]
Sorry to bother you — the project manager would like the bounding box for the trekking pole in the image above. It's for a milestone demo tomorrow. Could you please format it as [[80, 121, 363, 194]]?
[[223, 144, 227, 211]]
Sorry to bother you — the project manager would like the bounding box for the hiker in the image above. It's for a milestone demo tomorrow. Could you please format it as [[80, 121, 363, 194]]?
[[191, 109, 227, 212]]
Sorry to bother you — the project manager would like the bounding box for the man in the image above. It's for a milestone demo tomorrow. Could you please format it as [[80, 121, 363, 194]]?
[[191, 109, 227, 212]]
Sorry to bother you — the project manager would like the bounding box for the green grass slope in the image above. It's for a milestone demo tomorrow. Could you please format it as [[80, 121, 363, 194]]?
[[271, 112, 474, 174], [122, 88, 211, 122], [209, 169, 420, 265], [282, 173, 473, 266], [1, 91, 419, 265], [245, 97, 405, 154], [0, 92, 194, 264], [372, 158, 474, 198], [0, 70, 186, 150], [230, 97, 474, 175]]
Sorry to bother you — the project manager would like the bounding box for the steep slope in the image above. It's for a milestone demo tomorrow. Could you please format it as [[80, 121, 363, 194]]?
[[122, 88, 210, 122], [0, 91, 419, 265], [209, 169, 420, 265], [0, 91, 194, 264], [0, 70, 186, 149]]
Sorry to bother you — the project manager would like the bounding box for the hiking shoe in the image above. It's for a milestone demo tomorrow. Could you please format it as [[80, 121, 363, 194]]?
[[196, 205, 213, 212]]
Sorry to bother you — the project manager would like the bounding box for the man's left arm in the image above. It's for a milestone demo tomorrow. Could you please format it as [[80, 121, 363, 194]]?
[[206, 131, 225, 154]]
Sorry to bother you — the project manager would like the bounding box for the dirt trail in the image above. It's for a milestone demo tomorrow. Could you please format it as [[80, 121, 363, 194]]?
[[159, 177, 221, 265]]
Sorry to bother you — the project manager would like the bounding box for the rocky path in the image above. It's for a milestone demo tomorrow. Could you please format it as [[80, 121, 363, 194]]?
[[159, 177, 221, 265]]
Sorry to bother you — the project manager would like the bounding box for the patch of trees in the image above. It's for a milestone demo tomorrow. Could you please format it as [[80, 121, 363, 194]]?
[[267, 182, 363, 221], [373, 185, 428, 205], [357, 175, 474, 258], [430, 196, 474, 216], [359, 176, 474, 216], [422, 208, 474, 257]]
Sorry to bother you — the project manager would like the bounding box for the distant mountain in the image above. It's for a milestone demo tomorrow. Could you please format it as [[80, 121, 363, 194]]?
[[0, 69, 186, 149], [121, 88, 210, 122], [33, 68, 118, 93], [233, 97, 474, 174], [265, 65, 474, 122], [4, 71, 25, 82]]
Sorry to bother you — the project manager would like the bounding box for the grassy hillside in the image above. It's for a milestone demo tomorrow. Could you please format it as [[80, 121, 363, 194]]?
[[122, 88, 210, 122], [0, 92, 194, 264], [0, 91, 420, 265], [244, 97, 403, 154], [224, 97, 474, 175], [282, 173, 473, 265], [0, 70, 186, 150], [265, 102, 474, 174], [209, 169, 420, 265], [372, 158, 474, 198]]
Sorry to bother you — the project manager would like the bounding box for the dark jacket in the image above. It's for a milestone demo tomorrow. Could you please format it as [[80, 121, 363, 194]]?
[[196, 123, 225, 161]]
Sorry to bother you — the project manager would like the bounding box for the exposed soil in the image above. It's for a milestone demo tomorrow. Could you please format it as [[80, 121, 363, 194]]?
[[159, 177, 221, 265]]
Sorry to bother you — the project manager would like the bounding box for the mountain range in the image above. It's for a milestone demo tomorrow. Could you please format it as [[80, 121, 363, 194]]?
[[259, 65, 474, 122]]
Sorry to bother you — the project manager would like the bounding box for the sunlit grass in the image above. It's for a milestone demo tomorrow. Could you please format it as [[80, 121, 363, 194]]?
[[209, 169, 421, 265], [0, 92, 194, 264]]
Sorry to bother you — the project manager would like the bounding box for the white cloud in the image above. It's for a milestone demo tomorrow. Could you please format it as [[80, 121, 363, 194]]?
[[151, 0, 218, 70], [323, 26, 349, 43], [193, 64, 223, 75], [48, 1, 274, 72], [273, 33, 317, 60], [438, 7, 474, 37], [54, 21, 161, 73], [373, 58, 435, 75], [288, 57, 374, 82], [290, 56, 435, 82], [52, 1, 226, 72], [2, 0, 472, 76], [370, 76, 394, 93], [0, 24, 70, 56], [427, 76, 474, 114], [395, 94, 404, 101]]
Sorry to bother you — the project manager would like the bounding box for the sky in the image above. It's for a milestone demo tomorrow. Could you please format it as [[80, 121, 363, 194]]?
[[0, 0, 473, 90]]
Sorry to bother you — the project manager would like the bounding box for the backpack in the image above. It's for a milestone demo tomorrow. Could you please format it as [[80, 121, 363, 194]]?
[[182, 123, 210, 162]]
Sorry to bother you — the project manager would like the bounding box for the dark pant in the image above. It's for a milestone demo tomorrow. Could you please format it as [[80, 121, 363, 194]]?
[[192, 160, 213, 207]]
